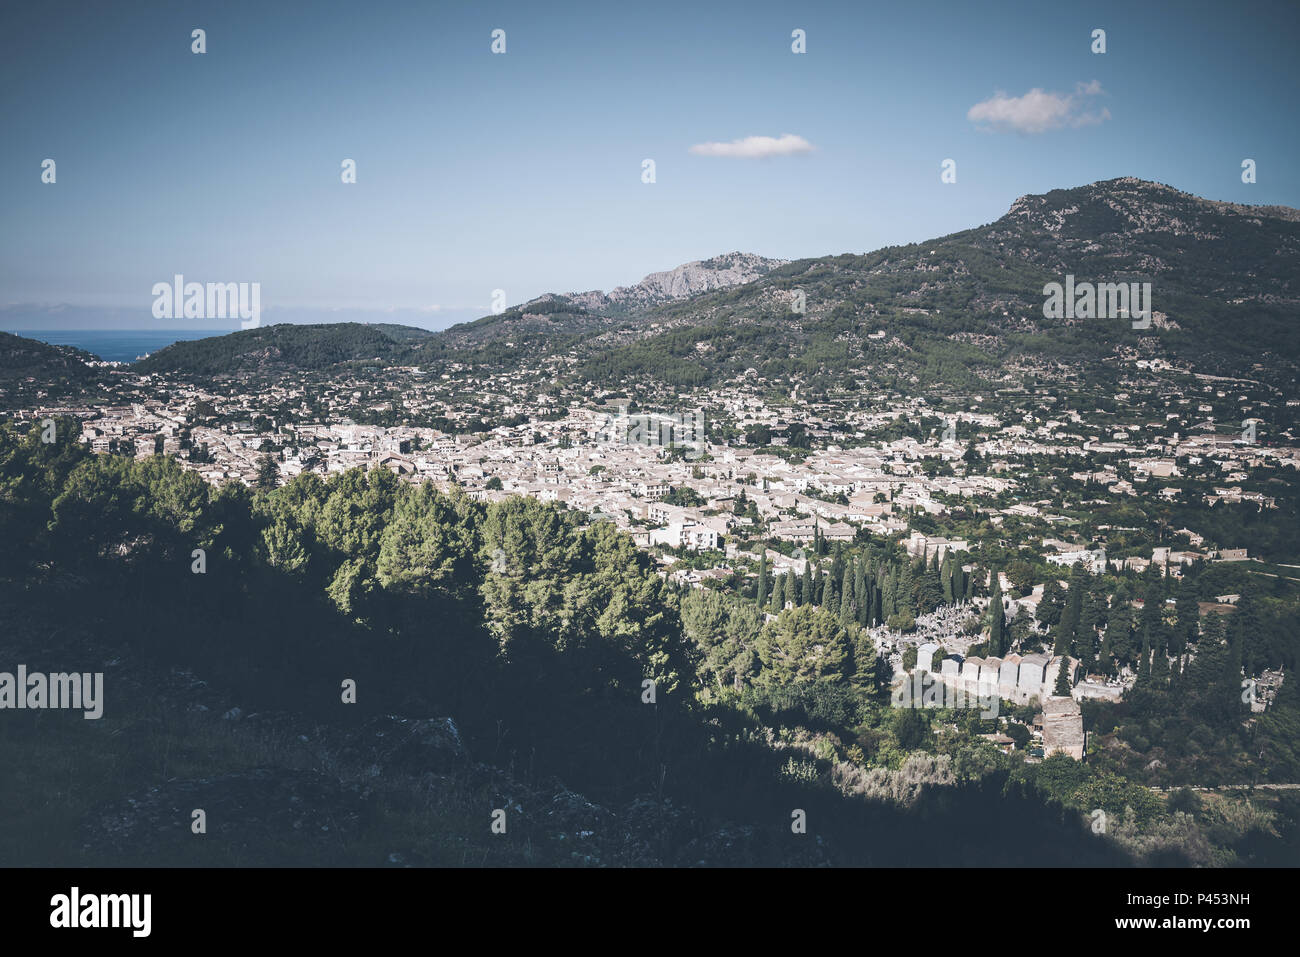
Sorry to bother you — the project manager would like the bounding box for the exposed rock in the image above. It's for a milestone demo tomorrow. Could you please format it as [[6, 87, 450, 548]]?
[[606, 252, 787, 304]]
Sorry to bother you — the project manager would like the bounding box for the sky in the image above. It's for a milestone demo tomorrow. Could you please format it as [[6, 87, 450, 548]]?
[[2, 0, 1298, 330]]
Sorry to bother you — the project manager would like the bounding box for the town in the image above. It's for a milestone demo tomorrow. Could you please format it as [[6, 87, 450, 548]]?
[[11, 331, 1296, 769]]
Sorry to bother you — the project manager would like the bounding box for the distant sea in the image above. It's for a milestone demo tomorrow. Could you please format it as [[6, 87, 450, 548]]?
[[10, 329, 221, 363]]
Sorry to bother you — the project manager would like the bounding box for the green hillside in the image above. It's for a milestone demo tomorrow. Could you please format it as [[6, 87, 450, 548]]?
[[135, 322, 437, 376]]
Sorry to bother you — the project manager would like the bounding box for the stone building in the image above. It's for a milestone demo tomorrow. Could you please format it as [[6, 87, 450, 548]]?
[[1041, 696, 1085, 760], [998, 653, 1022, 696], [1017, 654, 1050, 699]]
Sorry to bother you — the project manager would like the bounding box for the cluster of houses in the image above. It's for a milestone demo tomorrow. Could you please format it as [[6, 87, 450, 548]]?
[[1041, 538, 1250, 578]]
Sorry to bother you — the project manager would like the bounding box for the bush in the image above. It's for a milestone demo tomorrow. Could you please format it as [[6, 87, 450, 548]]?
[[1167, 788, 1203, 816]]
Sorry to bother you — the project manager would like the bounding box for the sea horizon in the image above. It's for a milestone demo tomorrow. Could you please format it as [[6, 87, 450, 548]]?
[[7, 328, 223, 363]]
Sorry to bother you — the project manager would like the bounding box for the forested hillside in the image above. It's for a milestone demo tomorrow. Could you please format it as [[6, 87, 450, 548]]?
[[422, 178, 1300, 393], [3, 419, 1296, 866], [120, 180, 1300, 398], [0, 331, 102, 403], [135, 322, 438, 376]]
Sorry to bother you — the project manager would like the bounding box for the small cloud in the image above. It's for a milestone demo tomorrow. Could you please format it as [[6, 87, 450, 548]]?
[[689, 133, 815, 158], [967, 81, 1110, 134]]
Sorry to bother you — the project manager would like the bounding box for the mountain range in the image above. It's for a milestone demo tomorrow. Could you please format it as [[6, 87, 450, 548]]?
[[10, 178, 1300, 391]]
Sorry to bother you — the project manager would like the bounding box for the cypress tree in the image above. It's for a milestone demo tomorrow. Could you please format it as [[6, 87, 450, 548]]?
[[882, 567, 896, 619], [1151, 643, 1170, 684], [1054, 656, 1072, 695], [899, 561, 916, 615], [1172, 576, 1198, 656], [855, 561, 869, 627], [989, 577, 1006, 657], [1229, 590, 1261, 676], [1097, 622, 1116, 677], [1140, 564, 1164, 635], [829, 548, 845, 597], [840, 562, 856, 625], [1056, 575, 1082, 656], [822, 569, 837, 610]]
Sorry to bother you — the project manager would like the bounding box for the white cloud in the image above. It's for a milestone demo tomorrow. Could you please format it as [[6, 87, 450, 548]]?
[[967, 81, 1110, 134], [688, 133, 815, 158]]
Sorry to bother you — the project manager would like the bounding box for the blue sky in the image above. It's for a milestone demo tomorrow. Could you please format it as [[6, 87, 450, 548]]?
[[2, 0, 1297, 329]]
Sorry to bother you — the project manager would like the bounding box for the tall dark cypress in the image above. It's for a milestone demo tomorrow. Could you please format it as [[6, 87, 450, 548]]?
[[989, 577, 1006, 657], [840, 562, 856, 624], [855, 560, 869, 627]]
